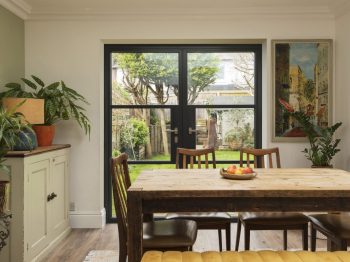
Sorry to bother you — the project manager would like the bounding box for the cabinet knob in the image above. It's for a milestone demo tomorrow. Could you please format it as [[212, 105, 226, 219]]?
[[47, 194, 53, 202], [47, 192, 58, 202]]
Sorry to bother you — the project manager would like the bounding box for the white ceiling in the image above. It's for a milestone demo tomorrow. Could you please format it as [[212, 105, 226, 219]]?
[[1, 0, 350, 19]]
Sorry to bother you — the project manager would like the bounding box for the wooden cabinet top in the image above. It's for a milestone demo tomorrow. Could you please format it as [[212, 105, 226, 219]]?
[[5, 144, 71, 158]]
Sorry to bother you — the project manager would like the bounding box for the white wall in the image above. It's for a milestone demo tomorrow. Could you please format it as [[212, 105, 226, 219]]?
[[334, 10, 350, 170], [25, 15, 335, 228], [0, 5, 24, 86]]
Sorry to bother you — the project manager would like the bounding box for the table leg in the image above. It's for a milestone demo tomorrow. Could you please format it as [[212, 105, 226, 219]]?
[[128, 189, 143, 262]]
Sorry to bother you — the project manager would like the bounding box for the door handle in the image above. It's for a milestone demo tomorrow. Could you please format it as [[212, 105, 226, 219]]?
[[166, 127, 178, 135], [188, 127, 198, 135]]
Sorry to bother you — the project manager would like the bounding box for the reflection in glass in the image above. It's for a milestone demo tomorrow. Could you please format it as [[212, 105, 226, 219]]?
[[112, 53, 179, 105], [112, 108, 171, 161], [195, 108, 255, 161], [188, 53, 255, 105]]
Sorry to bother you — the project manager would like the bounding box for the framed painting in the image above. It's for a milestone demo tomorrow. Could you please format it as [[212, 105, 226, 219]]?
[[272, 39, 333, 142]]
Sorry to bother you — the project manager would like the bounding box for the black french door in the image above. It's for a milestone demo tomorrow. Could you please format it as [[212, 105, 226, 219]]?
[[104, 44, 262, 222]]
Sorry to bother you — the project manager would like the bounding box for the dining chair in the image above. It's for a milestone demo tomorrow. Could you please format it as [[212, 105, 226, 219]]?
[[166, 147, 232, 251], [235, 147, 309, 251], [309, 213, 350, 251], [111, 153, 198, 262]]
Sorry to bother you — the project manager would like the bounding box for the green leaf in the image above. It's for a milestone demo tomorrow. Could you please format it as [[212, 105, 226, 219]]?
[[21, 78, 37, 90], [46, 82, 60, 90], [5, 83, 21, 89], [31, 75, 45, 87]]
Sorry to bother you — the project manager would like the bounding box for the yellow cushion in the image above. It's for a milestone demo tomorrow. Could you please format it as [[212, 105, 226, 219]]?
[[141, 251, 350, 262]]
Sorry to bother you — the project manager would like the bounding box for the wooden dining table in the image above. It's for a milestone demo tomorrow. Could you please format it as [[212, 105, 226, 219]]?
[[127, 168, 350, 262]]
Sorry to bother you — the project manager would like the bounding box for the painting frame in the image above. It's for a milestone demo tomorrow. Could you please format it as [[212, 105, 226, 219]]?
[[272, 39, 333, 142]]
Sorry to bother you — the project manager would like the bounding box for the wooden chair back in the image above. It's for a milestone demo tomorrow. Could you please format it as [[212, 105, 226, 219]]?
[[176, 148, 216, 169], [110, 153, 131, 247], [240, 147, 281, 168]]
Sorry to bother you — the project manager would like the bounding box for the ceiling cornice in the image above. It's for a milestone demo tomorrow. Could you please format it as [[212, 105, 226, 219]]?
[[0, 1, 340, 21], [27, 6, 334, 21], [0, 0, 31, 19]]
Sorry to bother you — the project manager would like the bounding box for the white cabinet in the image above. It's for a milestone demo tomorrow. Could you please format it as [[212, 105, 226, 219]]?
[[0, 145, 70, 262]]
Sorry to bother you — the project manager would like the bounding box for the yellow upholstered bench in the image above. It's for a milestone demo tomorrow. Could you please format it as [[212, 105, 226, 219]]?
[[141, 251, 350, 262]]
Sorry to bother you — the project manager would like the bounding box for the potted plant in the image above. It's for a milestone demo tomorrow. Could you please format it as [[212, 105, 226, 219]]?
[[0, 104, 32, 212], [0, 75, 91, 146], [279, 98, 342, 167]]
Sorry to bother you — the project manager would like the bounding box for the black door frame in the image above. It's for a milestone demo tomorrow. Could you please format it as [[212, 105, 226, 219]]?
[[104, 44, 262, 223]]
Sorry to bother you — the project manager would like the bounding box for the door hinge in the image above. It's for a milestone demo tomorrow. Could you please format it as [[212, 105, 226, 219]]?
[[27, 243, 29, 251]]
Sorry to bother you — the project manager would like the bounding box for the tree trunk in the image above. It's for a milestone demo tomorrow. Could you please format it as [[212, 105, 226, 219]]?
[[143, 109, 153, 158], [159, 109, 169, 155]]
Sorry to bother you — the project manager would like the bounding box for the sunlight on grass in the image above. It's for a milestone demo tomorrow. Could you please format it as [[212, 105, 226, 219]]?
[[128, 150, 253, 182]]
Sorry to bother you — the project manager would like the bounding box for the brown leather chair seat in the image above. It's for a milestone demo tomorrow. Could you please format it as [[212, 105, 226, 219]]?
[[166, 212, 231, 222], [143, 220, 197, 249], [309, 214, 350, 239], [240, 212, 309, 225]]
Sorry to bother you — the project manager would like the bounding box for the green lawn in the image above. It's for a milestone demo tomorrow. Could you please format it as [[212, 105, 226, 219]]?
[[128, 150, 251, 182]]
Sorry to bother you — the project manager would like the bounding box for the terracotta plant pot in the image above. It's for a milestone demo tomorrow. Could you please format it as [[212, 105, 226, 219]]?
[[33, 125, 55, 146]]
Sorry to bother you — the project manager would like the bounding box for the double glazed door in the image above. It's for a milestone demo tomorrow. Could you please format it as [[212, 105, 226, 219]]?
[[104, 44, 262, 222]]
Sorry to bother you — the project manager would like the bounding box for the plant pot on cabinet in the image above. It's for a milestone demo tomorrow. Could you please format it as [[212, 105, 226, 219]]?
[[32, 125, 55, 146], [13, 128, 38, 150]]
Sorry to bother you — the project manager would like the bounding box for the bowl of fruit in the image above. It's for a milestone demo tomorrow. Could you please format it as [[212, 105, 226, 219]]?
[[220, 165, 257, 180]]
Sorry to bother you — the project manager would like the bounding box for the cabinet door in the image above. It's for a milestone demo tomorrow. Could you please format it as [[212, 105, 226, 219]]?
[[25, 159, 50, 258], [48, 154, 69, 237]]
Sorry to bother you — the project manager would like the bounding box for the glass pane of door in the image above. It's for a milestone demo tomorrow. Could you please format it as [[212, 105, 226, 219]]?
[[112, 53, 179, 105], [187, 52, 255, 105], [195, 108, 255, 161], [112, 108, 171, 161]]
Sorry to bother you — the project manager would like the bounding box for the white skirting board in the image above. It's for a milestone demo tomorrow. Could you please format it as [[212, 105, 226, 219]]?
[[70, 208, 106, 228]]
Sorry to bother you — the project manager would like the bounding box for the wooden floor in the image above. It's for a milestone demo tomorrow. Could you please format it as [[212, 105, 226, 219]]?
[[43, 223, 327, 262]]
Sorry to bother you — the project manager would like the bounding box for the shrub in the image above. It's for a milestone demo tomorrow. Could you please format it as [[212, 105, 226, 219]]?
[[120, 118, 149, 151]]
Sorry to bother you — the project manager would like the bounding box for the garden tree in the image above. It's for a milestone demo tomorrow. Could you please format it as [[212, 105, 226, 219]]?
[[232, 53, 255, 96], [224, 109, 254, 148], [113, 53, 219, 156], [226, 108, 254, 128], [112, 82, 153, 157], [115, 53, 178, 155], [187, 53, 219, 104], [120, 118, 149, 160]]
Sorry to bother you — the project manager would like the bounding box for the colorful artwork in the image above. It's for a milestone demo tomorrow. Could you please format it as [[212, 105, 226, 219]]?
[[272, 40, 332, 142]]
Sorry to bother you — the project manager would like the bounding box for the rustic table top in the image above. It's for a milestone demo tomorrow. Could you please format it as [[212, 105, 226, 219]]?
[[130, 168, 350, 198]]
